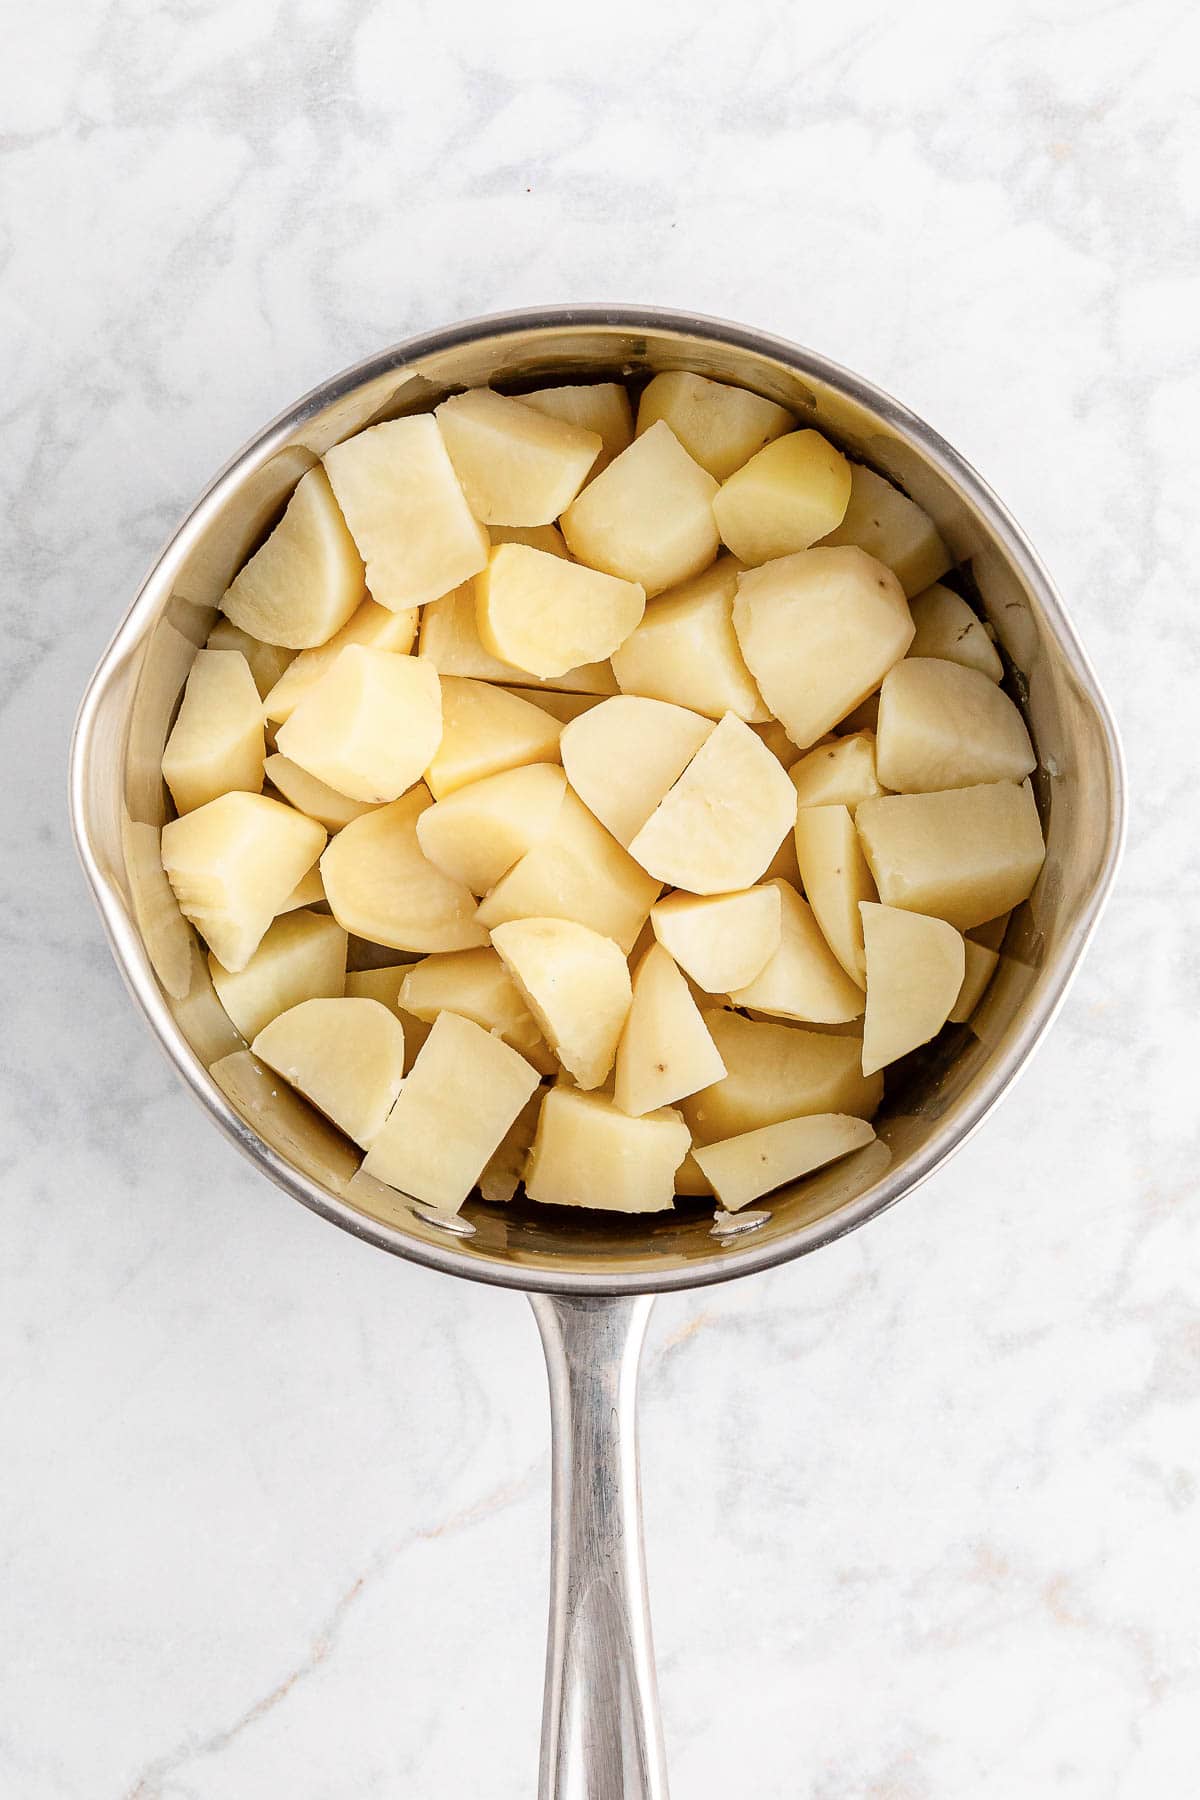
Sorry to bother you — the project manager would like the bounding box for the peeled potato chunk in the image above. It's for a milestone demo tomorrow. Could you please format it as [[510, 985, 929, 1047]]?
[[205, 620, 294, 701], [436, 387, 600, 525], [489, 522, 570, 557], [252, 996, 407, 1147], [362, 1011, 540, 1212], [610, 556, 769, 723], [344, 967, 432, 1068], [694, 1113, 876, 1211], [525, 1085, 689, 1213], [876, 657, 1036, 793], [491, 917, 632, 1090], [949, 939, 1000, 1024], [416, 763, 568, 893], [476, 790, 660, 953], [627, 712, 796, 894], [479, 1092, 543, 1203], [398, 946, 554, 1072], [788, 732, 884, 814], [162, 649, 265, 815], [475, 544, 645, 679], [323, 415, 489, 612], [419, 581, 617, 693], [818, 463, 951, 597], [221, 466, 365, 648], [855, 781, 1045, 932], [650, 886, 781, 993], [908, 584, 1003, 681], [275, 645, 442, 804], [264, 753, 376, 831], [613, 943, 726, 1117], [262, 599, 419, 724], [636, 372, 795, 482], [713, 429, 851, 564], [561, 421, 720, 597], [560, 696, 714, 846], [860, 902, 965, 1076], [793, 804, 878, 987], [162, 792, 326, 973], [209, 909, 346, 1043], [320, 786, 486, 952], [425, 675, 562, 799], [517, 382, 633, 475], [728, 880, 864, 1024], [680, 1010, 882, 1145]]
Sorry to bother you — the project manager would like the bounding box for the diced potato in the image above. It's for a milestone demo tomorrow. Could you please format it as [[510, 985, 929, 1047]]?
[[713, 430, 851, 564], [680, 1009, 882, 1144], [425, 676, 562, 799], [252, 996, 407, 1147], [205, 619, 294, 700], [728, 880, 864, 1024], [398, 946, 554, 1072], [561, 421, 720, 597], [818, 463, 951, 597], [323, 415, 489, 612], [636, 372, 794, 482], [475, 545, 645, 679], [674, 1150, 714, 1197], [694, 1113, 876, 1211], [162, 650, 265, 816], [343, 967, 432, 1068], [525, 1085, 689, 1213], [221, 466, 365, 648], [416, 763, 568, 893], [860, 902, 965, 1075], [503, 689, 604, 723], [627, 713, 796, 894], [610, 556, 769, 724], [733, 547, 914, 749], [788, 732, 883, 814], [476, 791, 660, 952], [261, 599, 419, 724], [435, 387, 600, 525], [650, 886, 781, 993], [908, 583, 1003, 680], [419, 581, 618, 692], [969, 911, 1011, 952], [209, 909, 346, 1043], [518, 382, 634, 475], [491, 917, 632, 1090], [489, 522, 569, 557], [793, 804, 878, 987], [875, 657, 1036, 793], [275, 645, 442, 804], [560, 696, 714, 846], [613, 943, 726, 1117], [162, 792, 326, 973], [362, 1011, 540, 1212], [949, 939, 1000, 1024], [479, 1092, 544, 1203], [264, 753, 376, 831], [277, 865, 325, 913], [320, 786, 486, 952], [855, 781, 1046, 932]]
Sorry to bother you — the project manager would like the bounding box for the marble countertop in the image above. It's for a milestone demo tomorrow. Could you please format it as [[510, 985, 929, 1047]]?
[[2, 1, 1197, 1794]]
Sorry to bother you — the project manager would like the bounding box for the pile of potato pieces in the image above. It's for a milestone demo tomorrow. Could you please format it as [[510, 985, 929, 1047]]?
[[159, 369, 1044, 1219]]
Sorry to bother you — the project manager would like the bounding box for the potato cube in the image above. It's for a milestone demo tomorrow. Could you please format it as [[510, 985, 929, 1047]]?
[[560, 696, 714, 846], [398, 946, 554, 1072], [525, 1085, 689, 1213], [205, 619, 295, 701], [209, 909, 347, 1043], [416, 763, 568, 893], [435, 387, 600, 525], [489, 522, 570, 557], [517, 382, 633, 474], [362, 1011, 540, 1212], [787, 732, 883, 814], [343, 967, 432, 1068], [650, 886, 781, 993], [609, 555, 769, 723], [793, 804, 878, 986], [733, 547, 914, 748], [627, 712, 796, 894], [907, 583, 1002, 681], [475, 545, 645, 679], [680, 1009, 882, 1144], [221, 466, 365, 648], [419, 582, 617, 692], [320, 786, 486, 952], [162, 649, 265, 815], [561, 421, 719, 597], [323, 415, 489, 612], [476, 790, 660, 952], [264, 753, 377, 831], [694, 1113, 876, 1211], [818, 463, 951, 597], [479, 1092, 544, 1203], [613, 943, 726, 1117], [491, 917, 632, 1090], [860, 902, 965, 1075], [425, 675, 562, 799], [262, 599, 419, 723], [274, 645, 442, 804], [728, 880, 864, 1024], [855, 781, 1045, 931], [876, 657, 1036, 792], [252, 996, 407, 1147], [949, 939, 1000, 1024], [636, 371, 795, 481], [162, 792, 326, 973], [713, 429, 851, 564]]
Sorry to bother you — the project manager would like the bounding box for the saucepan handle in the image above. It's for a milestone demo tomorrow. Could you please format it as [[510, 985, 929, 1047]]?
[[528, 1291, 669, 1800]]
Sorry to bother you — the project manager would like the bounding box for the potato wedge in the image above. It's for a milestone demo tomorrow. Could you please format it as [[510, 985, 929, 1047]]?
[[949, 939, 1001, 1023], [860, 902, 965, 1075], [818, 463, 951, 597], [273, 645, 442, 805], [261, 599, 419, 724], [419, 581, 617, 692], [162, 649, 265, 815], [252, 996, 407, 1147], [713, 429, 851, 564], [205, 619, 294, 701], [436, 387, 600, 525], [855, 781, 1045, 932], [636, 372, 794, 482], [728, 880, 864, 1024], [613, 943, 726, 1117], [787, 732, 884, 814], [209, 909, 347, 1043], [525, 1085, 689, 1213], [561, 421, 720, 596], [680, 1009, 882, 1144], [479, 1092, 544, 1203], [876, 657, 1036, 792], [560, 696, 714, 846], [320, 786, 486, 952], [793, 804, 878, 986], [264, 753, 376, 831], [491, 917, 632, 1090], [907, 583, 1002, 680], [416, 763, 568, 894], [694, 1113, 876, 1211], [517, 382, 633, 475], [343, 966, 432, 1068], [609, 555, 769, 723], [475, 544, 645, 679], [425, 676, 562, 799], [221, 466, 365, 648], [650, 886, 781, 994], [398, 946, 554, 1072], [162, 792, 326, 973]]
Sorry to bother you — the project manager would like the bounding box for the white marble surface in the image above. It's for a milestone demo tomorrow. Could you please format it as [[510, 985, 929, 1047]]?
[[2, 1, 1198, 1794]]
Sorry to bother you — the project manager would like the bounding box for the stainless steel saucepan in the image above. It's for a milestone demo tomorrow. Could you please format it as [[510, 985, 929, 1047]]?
[[70, 306, 1125, 1799]]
